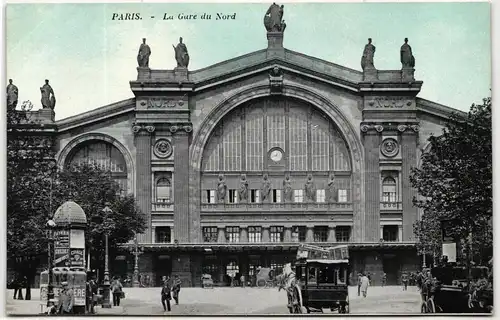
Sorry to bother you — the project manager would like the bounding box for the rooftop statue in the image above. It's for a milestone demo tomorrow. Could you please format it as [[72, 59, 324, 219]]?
[[361, 38, 376, 70], [137, 38, 151, 68], [264, 3, 286, 32], [400, 38, 416, 68], [173, 37, 190, 68], [40, 79, 56, 110], [6, 79, 18, 110]]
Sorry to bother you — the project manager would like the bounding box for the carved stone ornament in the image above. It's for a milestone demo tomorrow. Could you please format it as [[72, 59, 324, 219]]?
[[374, 125, 384, 132], [132, 124, 155, 134], [154, 139, 173, 159], [381, 138, 399, 158], [410, 125, 420, 132], [183, 125, 193, 133], [397, 125, 408, 132], [360, 124, 371, 133], [369, 97, 412, 109], [269, 66, 284, 95], [147, 98, 177, 108], [169, 125, 178, 133]]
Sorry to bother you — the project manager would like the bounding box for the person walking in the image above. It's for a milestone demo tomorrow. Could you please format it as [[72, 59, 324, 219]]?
[[357, 273, 362, 296], [111, 277, 123, 306], [86, 273, 98, 314], [401, 272, 408, 291], [56, 282, 74, 315], [381, 272, 387, 287], [172, 275, 181, 305], [360, 273, 370, 298], [161, 280, 172, 312]]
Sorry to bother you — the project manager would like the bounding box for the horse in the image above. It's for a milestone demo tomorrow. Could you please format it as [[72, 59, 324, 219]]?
[[276, 263, 302, 313]]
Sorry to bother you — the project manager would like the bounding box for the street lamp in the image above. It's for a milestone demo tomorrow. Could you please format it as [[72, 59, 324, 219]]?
[[46, 219, 57, 308], [100, 205, 114, 308], [131, 235, 143, 288]]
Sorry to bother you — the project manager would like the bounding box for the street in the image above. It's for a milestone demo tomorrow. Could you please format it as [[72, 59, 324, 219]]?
[[7, 286, 422, 315]]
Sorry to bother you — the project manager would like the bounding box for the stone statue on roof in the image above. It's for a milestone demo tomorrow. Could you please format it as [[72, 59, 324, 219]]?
[[6, 79, 18, 110], [264, 3, 286, 32], [400, 38, 416, 68], [361, 38, 376, 70], [173, 37, 190, 68], [137, 38, 151, 68]]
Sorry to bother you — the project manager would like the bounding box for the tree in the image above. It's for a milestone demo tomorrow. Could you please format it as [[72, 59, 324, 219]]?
[[52, 164, 146, 274], [411, 97, 492, 265], [7, 102, 146, 297], [7, 101, 57, 300]]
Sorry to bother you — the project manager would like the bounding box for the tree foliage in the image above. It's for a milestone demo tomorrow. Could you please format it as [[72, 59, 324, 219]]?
[[7, 102, 145, 293], [411, 97, 492, 264]]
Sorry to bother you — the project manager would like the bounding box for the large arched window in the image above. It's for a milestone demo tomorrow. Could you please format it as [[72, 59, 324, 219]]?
[[156, 178, 172, 203], [66, 141, 128, 193], [382, 177, 397, 202]]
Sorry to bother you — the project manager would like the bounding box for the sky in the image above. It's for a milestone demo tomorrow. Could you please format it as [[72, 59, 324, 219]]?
[[5, 2, 491, 121]]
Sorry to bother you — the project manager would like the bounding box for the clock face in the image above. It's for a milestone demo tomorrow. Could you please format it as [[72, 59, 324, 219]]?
[[270, 149, 283, 162]]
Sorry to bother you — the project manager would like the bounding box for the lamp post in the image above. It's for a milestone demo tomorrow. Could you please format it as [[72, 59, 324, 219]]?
[[131, 236, 143, 288], [101, 206, 113, 308], [46, 219, 57, 307]]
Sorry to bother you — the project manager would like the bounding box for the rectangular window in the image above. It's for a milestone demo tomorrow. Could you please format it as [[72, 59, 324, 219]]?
[[228, 189, 238, 204], [382, 186, 397, 202], [316, 189, 326, 203], [294, 189, 304, 203], [223, 118, 241, 171], [226, 226, 240, 243], [270, 226, 284, 243], [272, 189, 281, 203], [289, 108, 308, 171], [246, 109, 263, 171], [248, 226, 262, 243], [338, 189, 348, 203], [203, 227, 218, 243], [314, 226, 328, 242], [250, 189, 260, 203], [155, 227, 171, 243], [292, 226, 307, 242], [270, 260, 284, 275], [311, 120, 329, 171], [205, 190, 216, 204], [335, 226, 351, 242], [383, 225, 399, 242]]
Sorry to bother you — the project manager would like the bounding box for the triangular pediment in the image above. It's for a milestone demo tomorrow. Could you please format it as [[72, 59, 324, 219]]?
[[189, 49, 363, 93]]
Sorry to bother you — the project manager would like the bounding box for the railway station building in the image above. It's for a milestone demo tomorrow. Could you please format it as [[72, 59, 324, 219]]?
[[27, 16, 460, 287]]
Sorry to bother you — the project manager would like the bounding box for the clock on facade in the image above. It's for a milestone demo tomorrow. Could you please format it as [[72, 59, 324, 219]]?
[[269, 149, 283, 162]]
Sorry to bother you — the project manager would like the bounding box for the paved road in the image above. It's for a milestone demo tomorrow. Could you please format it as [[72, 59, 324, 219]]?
[[6, 285, 421, 315]]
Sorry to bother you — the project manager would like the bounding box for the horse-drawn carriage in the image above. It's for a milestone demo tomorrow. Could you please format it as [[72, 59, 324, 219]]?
[[420, 265, 493, 314], [278, 244, 350, 314]]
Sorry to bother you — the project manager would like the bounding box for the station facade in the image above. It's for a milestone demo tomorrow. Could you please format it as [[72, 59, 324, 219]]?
[[33, 20, 460, 287]]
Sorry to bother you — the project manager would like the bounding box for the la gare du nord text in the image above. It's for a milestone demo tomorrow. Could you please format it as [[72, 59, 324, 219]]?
[[111, 12, 237, 20]]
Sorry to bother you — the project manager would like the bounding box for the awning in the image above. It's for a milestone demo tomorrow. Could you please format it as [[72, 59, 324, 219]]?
[[118, 241, 416, 252], [305, 259, 349, 264]]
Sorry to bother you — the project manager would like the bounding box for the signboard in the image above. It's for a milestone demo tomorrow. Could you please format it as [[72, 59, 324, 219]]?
[[70, 248, 85, 267], [73, 286, 86, 306], [54, 230, 70, 267], [442, 243, 457, 263], [70, 229, 85, 249]]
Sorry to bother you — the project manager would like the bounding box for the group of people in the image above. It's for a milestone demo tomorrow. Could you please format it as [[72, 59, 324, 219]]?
[[160, 275, 182, 312]]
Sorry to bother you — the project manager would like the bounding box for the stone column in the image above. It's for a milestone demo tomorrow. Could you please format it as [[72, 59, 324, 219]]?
[[327, 225, 336, 243], [380, 225, 384, 241], [283, 227, 292, 243], [362, 125, 381, 242], [401, 125, 418, 241], [306, 226, 314, 243], [240, 226, 248, 243], [133, 124, 154, 243], [151, 227, 156, 244], [398, 225, 403, 242], [173, 126, 191, 242], [262, 226, 270, 242], [217, 227, 226, 243]]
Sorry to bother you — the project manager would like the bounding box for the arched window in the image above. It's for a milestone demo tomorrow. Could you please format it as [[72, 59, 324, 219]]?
[[156, 178, 172, 203], [382, 177, 397, 202]]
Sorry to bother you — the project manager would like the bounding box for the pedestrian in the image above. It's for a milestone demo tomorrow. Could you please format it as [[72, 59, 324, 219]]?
[[357, 273, 362, 296], [56, 282, 74, 315], [401, 272, 408, 291], [13, 276, 22, 300], [86, 272, 98, 314], [161, 280, 172, 312], [360, 273, 370, 298], [172, 275, 181, 305], [111, 277, 123, 306], [381, 272, 387, 287], [240, 274, 245, 288]]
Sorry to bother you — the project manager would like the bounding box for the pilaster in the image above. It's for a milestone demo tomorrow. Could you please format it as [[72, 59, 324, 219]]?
[[132, 124, 155, 243], [283, 227, 292, 242], [173, 126, 192, 243], [327, 226, 337, 243], [240, 227, 248, 243], [217, 227, 226, 243], [362, 128, 380, 242], [262, 227, 270, 242], [306, 227, 314, 243], [400, 125, 419, 241]]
